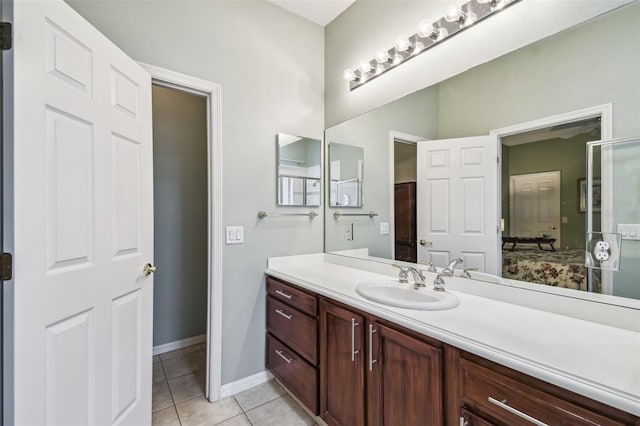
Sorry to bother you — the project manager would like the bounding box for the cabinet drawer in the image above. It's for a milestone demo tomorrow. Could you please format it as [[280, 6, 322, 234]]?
[[460, 359, 626, 426], [267, 276, 317, 316], [267, 296, 317, 365], [267, 334, 318, 415]]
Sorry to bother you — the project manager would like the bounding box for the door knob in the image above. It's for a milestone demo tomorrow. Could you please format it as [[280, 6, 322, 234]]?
[[143, 263, 157, 276], [419, 239, 432, 246]]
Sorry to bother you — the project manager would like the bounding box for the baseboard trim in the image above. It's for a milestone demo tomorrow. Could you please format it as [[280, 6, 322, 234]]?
[[220, 370, 274, 398], [153, 334, 207, 356]]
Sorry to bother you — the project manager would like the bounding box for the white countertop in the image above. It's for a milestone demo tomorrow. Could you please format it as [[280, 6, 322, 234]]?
[[266, 254, 640, 416]]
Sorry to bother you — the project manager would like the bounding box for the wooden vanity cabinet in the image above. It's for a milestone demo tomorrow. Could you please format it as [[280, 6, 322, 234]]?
[[267, 275, 639, 426], [265, 276, 319, 414], [319, 299, 366, 426], [319, 298, 443, 426], [448, 348, 640, 426], [367, 321, 443, 426]]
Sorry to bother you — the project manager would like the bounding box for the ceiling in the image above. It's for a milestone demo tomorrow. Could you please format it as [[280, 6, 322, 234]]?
[[501, 117, 602, 147], [266, 0, 356, 26]]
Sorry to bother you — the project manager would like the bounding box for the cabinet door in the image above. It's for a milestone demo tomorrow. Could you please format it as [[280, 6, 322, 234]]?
[[319, 300, 365, 426], [367, 322, 443, 426]]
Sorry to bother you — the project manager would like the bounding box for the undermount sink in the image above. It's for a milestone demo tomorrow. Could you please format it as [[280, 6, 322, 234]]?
[[355, 280, 459, 310]]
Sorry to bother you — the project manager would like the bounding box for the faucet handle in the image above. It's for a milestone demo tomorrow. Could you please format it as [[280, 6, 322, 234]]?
[[391, 263, 409, 283], [462, 267, 479, 278], [433, 274, 446, 292], [418, 259, 437, 272]]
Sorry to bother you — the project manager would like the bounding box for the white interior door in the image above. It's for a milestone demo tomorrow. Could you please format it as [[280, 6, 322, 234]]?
[[417, 136, 499, 274], [11, 1, 153, 424], [509, 171, 561, 246]]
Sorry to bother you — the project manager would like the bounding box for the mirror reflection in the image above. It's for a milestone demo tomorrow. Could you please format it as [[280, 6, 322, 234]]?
[[329, 142, 364, 207], [324, 4, 640, 301], [277, 133, 321, 206]]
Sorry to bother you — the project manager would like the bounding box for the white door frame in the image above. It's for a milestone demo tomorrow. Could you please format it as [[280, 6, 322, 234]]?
[[139, 63, 223, 401], [388, 131, 425, 260], [490, 103, 613, 292]]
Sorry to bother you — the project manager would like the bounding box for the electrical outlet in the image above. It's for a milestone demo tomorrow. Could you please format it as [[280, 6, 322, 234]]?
[[345, 223, 353, 241]]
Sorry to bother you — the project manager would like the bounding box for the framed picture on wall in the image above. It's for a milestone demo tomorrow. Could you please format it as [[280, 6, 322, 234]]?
[[578, 178, 601, 213]]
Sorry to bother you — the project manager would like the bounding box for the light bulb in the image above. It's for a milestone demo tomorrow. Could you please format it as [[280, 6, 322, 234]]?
[[445, 6, 467, 24], [359, 61, 373, 74], [417, 20, 435, 38], [395, 36, 412, 52], [343, 69, 357, 82], [375, 50, 391, 64], [477, 0, 504, 8], [393, 53, 403, 65], [418, 21, 448, 41]]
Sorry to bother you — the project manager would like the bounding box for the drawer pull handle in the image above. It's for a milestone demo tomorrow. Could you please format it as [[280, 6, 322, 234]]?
[[275, 309, 292, 320], [488, 397, 548, 426], [368, 324, 377, 371], [459, 417, 469, 426], [351, 318, 360, 362], [275, 349, 292, 364], [275, 289, 293, 299]]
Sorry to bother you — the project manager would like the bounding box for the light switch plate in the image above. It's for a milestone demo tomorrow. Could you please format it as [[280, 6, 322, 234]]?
[[380, 222, 389, 235], [226, 226, 244, 244], [617, 224, 640, 240]]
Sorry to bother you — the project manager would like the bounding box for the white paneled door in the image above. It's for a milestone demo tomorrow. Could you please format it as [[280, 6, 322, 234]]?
[[509, 171, 561, 247], [416, 136, 499, 274], [12, 1, 153, 425]]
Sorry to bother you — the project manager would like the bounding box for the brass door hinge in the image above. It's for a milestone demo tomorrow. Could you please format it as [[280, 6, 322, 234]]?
[[1, 22, 12, 50], [1, 252, 13, 280]]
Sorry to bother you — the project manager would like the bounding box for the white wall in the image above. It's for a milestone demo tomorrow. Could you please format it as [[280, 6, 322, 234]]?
[[66, 0, 324, 385], [325, 0, 633, 127]]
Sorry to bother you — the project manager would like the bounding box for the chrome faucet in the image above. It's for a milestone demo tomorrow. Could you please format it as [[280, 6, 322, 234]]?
[[433, 274, 446, 291], [418, 259, 437, 273], [442, 258, 463, 276], [392, 263, 426, 289]]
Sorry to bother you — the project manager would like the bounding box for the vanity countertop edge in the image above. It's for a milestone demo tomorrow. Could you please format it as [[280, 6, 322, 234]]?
[[265, 254, 640, 417]]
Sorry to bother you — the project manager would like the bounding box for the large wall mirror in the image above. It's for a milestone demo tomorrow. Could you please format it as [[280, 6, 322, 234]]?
[[324, 3, 640, 303], [277, 133, 322, 206]]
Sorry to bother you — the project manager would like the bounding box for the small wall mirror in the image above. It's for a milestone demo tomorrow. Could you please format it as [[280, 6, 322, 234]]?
[[277, 133, 322, 206], [329, 142, 364, 207]]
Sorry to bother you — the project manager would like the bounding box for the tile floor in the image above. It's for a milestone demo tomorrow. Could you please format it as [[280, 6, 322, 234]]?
[[153, 344, 318, 426]]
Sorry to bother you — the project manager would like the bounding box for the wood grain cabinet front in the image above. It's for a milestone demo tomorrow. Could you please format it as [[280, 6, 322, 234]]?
[[266, 334, 318, 414], [319, 300, 444, 426], [265, 277, 319, 415], [451, 351, 640, 426], [319, 299, 366, 426], [366, 322, 443, 426]]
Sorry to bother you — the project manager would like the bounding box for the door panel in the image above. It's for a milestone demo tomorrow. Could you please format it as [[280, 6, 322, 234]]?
[[509, 171, 561, 245], [417, 136, 499, 273], [12, 2, 153, 424], [320, 300, 365, 426], [45, 309, 94, 426]]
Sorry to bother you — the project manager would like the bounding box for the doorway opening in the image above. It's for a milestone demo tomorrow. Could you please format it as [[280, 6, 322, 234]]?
[[151, 83, 208, 404], [493, 108, 607, 293], [388, 131, 424, 262], [140, 63, 223, 402]]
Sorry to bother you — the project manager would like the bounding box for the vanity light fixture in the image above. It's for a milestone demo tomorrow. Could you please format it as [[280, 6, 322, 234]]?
[[342, 0, 521, 90]]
